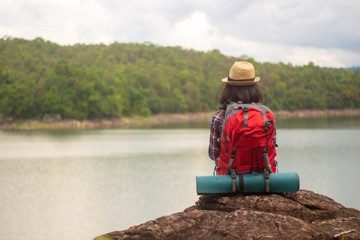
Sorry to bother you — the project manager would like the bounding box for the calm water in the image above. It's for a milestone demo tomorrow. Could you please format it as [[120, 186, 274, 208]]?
[[0, 116, 360, 240]]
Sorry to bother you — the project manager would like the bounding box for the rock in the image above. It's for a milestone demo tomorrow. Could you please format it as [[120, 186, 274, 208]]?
[[98, 190, 360, 240], [96, 190, 359, 240]]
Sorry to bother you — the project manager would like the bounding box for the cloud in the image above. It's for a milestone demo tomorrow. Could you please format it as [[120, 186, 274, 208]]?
[[154, 10, 360, 67], [156, 11, 217, 50], [210, 1, 360, 52], [0, 0, 114, 44], [1, 0, 360, 67]]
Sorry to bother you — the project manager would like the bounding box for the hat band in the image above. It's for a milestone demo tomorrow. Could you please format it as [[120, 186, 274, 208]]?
[[227, 76, 255, 82]]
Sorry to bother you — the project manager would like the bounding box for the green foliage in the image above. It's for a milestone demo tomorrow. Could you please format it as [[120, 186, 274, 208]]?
[[0, 37, 359, 120], [256, 62, 360, 111]]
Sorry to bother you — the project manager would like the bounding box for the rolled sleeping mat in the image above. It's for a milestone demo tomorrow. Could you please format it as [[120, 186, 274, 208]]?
[[196, 172, 300, 195]]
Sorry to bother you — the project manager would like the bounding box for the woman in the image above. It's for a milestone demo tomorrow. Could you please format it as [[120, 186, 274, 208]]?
[[208, 61, 277, 175]]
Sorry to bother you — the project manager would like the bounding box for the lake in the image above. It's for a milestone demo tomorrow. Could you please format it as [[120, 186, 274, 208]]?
[[0, 116, 359, 240]]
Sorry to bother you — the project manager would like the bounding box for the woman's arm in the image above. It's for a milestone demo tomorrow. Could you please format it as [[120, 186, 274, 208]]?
[[208, 110, 223, 161]]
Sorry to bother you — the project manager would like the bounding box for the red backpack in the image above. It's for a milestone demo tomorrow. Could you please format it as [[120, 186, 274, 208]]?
[[217, 102, 277, 178]]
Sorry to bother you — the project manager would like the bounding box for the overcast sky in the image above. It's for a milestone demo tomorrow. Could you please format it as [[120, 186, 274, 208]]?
[[1, 0, 360, 68]]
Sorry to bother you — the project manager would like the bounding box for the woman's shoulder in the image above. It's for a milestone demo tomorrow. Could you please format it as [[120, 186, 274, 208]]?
[[213, 109, 225, 117], [211, 109, 225, 125]]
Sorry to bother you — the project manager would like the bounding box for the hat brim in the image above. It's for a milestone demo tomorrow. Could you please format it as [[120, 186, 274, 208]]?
[[221, 77, 260, 86]]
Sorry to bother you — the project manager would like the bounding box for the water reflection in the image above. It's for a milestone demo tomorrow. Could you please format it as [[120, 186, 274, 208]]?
[[276, 116, 360, 129]]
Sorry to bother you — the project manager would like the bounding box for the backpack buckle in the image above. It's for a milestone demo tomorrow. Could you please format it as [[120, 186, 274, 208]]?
[[263, 120, 270, 131], [230, 169, 238, 193]]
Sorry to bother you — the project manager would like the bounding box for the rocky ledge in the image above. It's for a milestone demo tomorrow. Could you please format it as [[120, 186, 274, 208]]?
[[96, 190, 360, 240]]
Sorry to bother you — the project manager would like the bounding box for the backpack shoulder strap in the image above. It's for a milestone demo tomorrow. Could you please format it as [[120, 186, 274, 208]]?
[[220, 102, 244, 143]]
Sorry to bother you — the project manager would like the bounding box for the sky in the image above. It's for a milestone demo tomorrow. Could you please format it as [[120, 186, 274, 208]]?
[[1, 0, 360, 68]]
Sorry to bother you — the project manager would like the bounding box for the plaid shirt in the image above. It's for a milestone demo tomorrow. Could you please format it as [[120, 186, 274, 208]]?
[[208, 109, 225, 161]]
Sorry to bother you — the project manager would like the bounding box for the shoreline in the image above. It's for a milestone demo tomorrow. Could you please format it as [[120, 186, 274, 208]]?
[[1, 109, 360, 130]]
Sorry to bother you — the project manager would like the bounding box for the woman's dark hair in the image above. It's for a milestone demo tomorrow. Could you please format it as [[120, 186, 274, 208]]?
[[219, 84, 263, 106]]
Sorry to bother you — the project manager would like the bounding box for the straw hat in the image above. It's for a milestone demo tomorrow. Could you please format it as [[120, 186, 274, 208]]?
[[221, 61, 260, 86]]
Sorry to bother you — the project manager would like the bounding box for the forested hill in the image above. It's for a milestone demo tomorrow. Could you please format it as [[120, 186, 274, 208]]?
[[1, 37, 359, 120]]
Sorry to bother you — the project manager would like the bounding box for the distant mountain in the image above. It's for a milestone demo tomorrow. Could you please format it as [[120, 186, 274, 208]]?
[[347, 66, 360, 71]]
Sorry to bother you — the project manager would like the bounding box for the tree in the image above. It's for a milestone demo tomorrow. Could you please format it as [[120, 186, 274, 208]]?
[[1, 37, 359, 120]]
